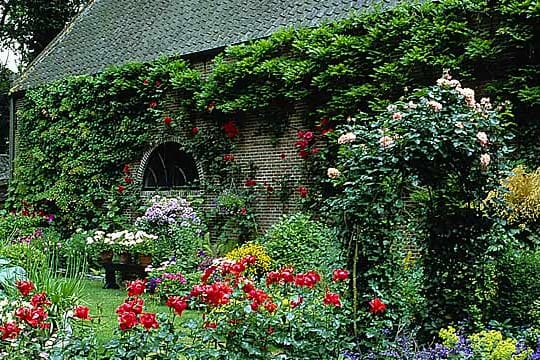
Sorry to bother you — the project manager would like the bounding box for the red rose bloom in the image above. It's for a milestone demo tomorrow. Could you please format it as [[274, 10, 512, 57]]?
[[280, 153, 286, 160], [126, 279, 146, 297], [117, 185, 125, 193], [143, 79, 149, 85], [15, 280, 35, 297], [148, 100, 157, 108], [154, 80, 162, 87], [244, 179, 256, 187], [164, 116, 172, 125], [332, 269, 350, 282], [223, 120, 239, 139], [30, 293, 51, 308], [123, 164, 130, 174], [204, 322, 217, 329], [165, 296, 188, 316], [239, 207, 247, 215], [139, 312, 159, 330], [0, 321, 21, 340], [323, 292, 342, 307], [124, 176, 133, 184], [297, 187, 308, 198], [118, 311, 138, 331], [74, 305, 91, 320], [369, 298, 386, 314], [223, 154, 235, 161], [264, 301, 278, 313], [290, 295, 303, 308], [192, 127, 199, 135]]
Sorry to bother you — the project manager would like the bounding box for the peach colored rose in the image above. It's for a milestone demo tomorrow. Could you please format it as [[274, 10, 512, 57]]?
[[476, 132, 488, 147], [327, 168, 341, 179], [480, 153, 491, 171], [379, 136, 394, 149], [338, 132, 356, 145]]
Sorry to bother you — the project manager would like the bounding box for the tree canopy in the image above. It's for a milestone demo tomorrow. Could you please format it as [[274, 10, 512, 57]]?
[[0, 0, 88, 65]]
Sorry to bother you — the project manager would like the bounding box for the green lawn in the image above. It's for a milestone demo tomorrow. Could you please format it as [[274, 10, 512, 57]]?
[[78, 279, 198, 343]]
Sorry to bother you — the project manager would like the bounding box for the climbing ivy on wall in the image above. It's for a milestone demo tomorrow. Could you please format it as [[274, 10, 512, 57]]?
[[10, 57, 235, 230], [9, 0, 539, 232]]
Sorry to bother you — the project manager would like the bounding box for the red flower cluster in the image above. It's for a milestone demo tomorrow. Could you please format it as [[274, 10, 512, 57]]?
[[244, 287, 277, 313], [118, 185, 125, 193], [266, 267, 295, 286], [0, 322, 20, 340], [369, 298, 386, 314], [323, 292, 342, 307], [294, 130, 315, 158], [164, 116, 172, 125], [15, 306, 50, 329], [223, 120, 239, 139], [123, 164, 130, 174], [192, 127, 199, 135], [294, 270, 321, 289], [148, 100, 158, 109], [116, 296, 159, 331], [297, 186, 308, 198], [15, 280, 35, 297], [30, 293, 51, 308], [332, 269, 349, 282], [191, 282, 233, 307], [126, 279, 146, 297], [244, 179, 256, 187], [74, 305, 91, 320], [223, 154, 235, 161], [266, 268, 321, 289], [166, 296, 188, 316]]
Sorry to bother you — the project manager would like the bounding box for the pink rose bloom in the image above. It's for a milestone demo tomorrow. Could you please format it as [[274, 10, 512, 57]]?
[[337, 132, 356, 144], [392, 112, 402, 120], [379, 136, 394, 149], [480, 153, 491, 171], [476, 132, 488, 147], [427, 100, 442, 112]]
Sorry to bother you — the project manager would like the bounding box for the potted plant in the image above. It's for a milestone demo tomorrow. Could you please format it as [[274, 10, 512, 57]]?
[[130, 231, 158, 266]]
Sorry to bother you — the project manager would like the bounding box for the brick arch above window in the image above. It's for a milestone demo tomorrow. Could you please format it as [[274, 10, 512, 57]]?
[[137, 141, 201, 190]]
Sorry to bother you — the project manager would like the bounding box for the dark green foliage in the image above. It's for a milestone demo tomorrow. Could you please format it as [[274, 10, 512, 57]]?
[[497, 248, 540, 326]]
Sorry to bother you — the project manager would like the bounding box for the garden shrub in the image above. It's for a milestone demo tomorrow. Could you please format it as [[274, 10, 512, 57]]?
[[260, 212, 342, 271], [0, 211, 46, 244], [496, 248, 540, 326]]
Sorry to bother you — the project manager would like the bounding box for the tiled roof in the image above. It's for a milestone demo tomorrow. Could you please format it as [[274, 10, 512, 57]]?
[[11, 0, 394, 92]]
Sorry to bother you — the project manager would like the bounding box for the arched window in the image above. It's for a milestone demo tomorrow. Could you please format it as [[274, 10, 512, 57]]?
[[143, 142, 199, 190]]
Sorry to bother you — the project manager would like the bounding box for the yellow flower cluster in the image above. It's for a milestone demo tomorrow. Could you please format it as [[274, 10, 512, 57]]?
[[225, 242, 272, 276], [439, 326, 459, 349], [469, 330, 531, 360], [489, 166, 540, 226]]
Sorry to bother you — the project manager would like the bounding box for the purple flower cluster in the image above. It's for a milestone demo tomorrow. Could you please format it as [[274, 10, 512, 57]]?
[[137, 196, 201, 228], [162, 273, 186, 283]]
